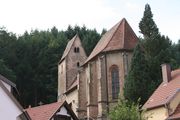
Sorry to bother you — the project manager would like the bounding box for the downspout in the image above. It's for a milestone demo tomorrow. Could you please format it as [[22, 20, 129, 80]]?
[[105, 53, 109, 113]]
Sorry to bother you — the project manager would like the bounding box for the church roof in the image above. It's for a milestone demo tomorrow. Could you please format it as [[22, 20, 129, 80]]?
[[59, 34, 78, 63], [84, 18, 138, 64]]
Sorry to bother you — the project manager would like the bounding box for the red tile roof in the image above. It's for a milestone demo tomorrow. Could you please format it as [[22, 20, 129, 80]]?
[[84, 18, 138, 64], [59, 34, 78, 63], [143, 69, 180, 109], [168, 104, 180, 120], [26, 101, 64, 120]]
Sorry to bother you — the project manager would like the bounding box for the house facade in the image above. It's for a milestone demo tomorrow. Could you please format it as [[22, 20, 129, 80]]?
[[58, 18, 138, 120], [0, 74, 30, 120], [143, 64, 180, 120]]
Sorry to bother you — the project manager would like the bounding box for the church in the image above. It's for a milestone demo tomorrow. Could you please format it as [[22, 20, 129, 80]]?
[[58, 18, 138, 120]]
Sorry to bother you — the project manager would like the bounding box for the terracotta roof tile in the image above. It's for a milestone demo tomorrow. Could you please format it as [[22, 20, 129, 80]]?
[[84, 18, 138, 64], [143, 69, 180, 109], [26, 101, 63, 120], [168, 104, 180, 119], [59, 34, 78, 63]]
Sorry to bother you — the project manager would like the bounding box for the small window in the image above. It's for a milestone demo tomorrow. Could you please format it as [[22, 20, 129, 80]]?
[[61, 65, 63, 74], [76, 47, 79, 53], [77, 62, 80, 67], [74, 47, 77, 53], [74, 47, 79, 53]]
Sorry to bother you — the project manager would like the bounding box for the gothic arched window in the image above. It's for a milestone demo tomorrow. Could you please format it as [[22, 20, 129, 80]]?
[[111, 66, 120, 99]]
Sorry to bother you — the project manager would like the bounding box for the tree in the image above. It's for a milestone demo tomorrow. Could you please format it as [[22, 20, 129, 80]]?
[[109, 98, 146, 120], [139, 3, 171, 88], [0, 59, 16, 80], [139, 4, 159, 38], [124, 43, 152, 105]]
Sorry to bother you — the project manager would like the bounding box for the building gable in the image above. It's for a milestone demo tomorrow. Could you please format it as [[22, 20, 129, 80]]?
[[84, 18, 138, 65]]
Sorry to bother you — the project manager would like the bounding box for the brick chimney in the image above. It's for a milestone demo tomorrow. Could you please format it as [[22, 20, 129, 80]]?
[[161, 64, 171, 83]]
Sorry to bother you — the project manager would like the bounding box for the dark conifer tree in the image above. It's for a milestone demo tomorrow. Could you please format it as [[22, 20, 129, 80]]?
[[124, 43, 152, 105], [139, 3, 171, 87]]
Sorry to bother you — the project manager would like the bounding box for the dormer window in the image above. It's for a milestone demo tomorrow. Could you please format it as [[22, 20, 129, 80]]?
[[74, 47, 79, 53]]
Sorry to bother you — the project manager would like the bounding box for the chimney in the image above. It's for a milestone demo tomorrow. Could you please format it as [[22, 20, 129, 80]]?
[[161, 64, 171, 83]]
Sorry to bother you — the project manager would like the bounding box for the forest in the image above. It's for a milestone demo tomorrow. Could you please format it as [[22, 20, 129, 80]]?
[[0, 4, 180, 109], [0, 25, 105, 107]]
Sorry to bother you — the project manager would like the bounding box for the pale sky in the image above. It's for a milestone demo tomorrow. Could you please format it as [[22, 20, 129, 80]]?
[[0, 0, 179, 43]]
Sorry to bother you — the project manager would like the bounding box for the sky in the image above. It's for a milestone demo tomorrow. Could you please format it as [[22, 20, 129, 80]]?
[[0, 0, 179, 43]]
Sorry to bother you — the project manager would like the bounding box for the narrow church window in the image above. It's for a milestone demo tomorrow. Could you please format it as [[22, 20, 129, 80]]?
[[74, 47, 77, 53], [77, 62, 80, 67], [111, 66, 120, 99]]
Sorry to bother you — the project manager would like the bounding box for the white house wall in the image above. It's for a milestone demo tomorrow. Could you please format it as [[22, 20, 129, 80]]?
[[0, 86, 22, 120], [1, 80, 11, 92]]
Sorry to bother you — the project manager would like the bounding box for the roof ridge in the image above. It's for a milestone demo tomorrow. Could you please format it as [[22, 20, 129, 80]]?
[[122, 18, 126, 48], [59, 34, 78, 63], [102, 19, 123, 52]]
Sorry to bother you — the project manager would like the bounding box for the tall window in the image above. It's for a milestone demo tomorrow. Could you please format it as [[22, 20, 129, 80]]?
[[111, 66, 120, 99]]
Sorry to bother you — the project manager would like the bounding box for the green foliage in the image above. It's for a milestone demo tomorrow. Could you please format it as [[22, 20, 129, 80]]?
[[170, 40, 180, 68], [0, 59, 16, 81], [0, 25, 101, 107], [124, 43, 152, 105], [125, 4, 177, 106], [139, 4, 159, 38], [109, 98, 146, 120], [139, 3, 172, 93]]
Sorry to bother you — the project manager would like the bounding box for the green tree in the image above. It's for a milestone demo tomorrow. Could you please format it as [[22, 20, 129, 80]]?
[[0, 59, 16, 80], [139, 3, 171, 88], [109, 98, 146, 120], [124, 43, 152, 105]]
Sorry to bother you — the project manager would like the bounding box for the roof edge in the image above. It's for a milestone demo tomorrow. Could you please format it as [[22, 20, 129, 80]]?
[[0, 80, 24, 111], [59, 34, 78, 63], [0, 74, 16, 88]]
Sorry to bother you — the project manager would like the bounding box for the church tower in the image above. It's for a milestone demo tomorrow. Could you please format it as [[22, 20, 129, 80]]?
[[58, 34, 87, 100]]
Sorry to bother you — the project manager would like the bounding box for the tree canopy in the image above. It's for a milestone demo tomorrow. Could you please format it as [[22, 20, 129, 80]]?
[[0, 26, 102, 107]]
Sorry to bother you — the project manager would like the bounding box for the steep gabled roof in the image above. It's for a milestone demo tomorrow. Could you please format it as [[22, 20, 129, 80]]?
[[84, 18, 138, 64], [26, 101, 78, 120], [59, 34, 78, 63], [143, 69, 180, 110]]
